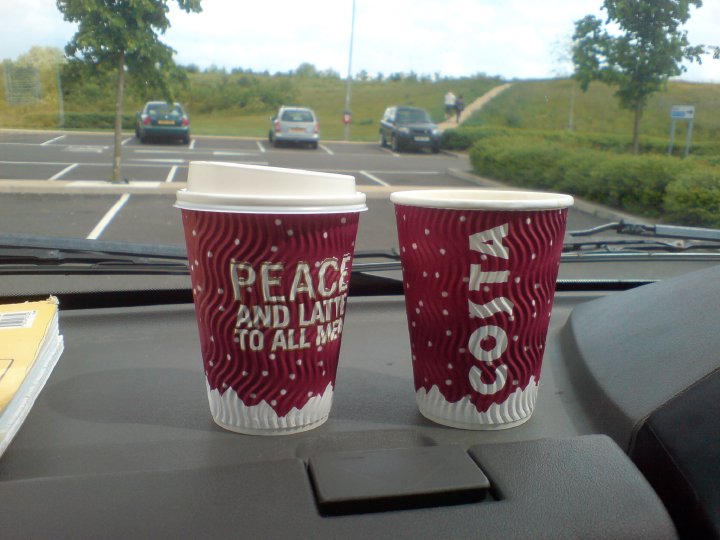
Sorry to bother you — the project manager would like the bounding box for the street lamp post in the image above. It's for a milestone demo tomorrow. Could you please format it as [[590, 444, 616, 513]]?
[[344, 0, 356, 142]]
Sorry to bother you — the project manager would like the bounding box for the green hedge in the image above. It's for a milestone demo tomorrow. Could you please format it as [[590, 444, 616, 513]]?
[[63, 113, 135, 129], [468, 133, 720, 226], [664, 170, 720, 227]]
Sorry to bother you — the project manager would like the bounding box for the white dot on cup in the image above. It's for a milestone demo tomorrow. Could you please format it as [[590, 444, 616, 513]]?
[[439, 248, 446, 255], [526, 218, 532, 224], [459, 216, 466, 222], [226, 353, 231, 360], [446, 330, 452, 336], [447, 363, 453, 369], [513, 335, 519, 342], [428, 341, 433, 347], [234, 238, 240, 245], [418, 300, 424, 307], [445, 379, 452, 385], [251, 393, 257, 399], [442, 309, 449, 316], [209, 361, 214, 367], [415, 308, 420, 314], [296, 359, 303, 365], [218, 306, 224, 312], [308, 391, 313, 397], [459, 348, 466, 353], [531, 253, 537, 260], [218, 288, 224, 294], [207, 251, 213, 258], [442, 291, 448, 297], [275, 219, 282, 226], [269, 353, 276, 360], [280, 389, 287, 396], [192, 229, 197, 236], [483, 286, 490, 292], [423, 271, 428, 277], [289, 373, 296, 380], [515, 277, 521, 283], [287, 229, 294, 236], [340, 217, 347, 224], [271, 400, 277, 406], [412, 243, 418, 250], [318, 360, 324, 366], [323, 232, 328, 239], [271, 246, 278, 252], [262, 371, 269, 377], [424, 228, 430, 235]]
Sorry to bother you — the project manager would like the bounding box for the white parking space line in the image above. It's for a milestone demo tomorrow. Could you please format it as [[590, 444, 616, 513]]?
[[48, 163, 78, 181], [256, 141, 266, 153], [189, 139, 196, 149], [40, 135, 66, 146], [319, 144, 334, 155], [134, 149, 188, 154], [121, 137, 132, 145], [86, 193, 130, 240], [359, 170, 391, 187], [212, 151, 252, 156], [134, 158, 185, 163], [165, 165, 178, 183]]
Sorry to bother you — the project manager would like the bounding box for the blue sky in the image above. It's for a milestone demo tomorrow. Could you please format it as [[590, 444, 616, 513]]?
[[3, 0, 719, 82]]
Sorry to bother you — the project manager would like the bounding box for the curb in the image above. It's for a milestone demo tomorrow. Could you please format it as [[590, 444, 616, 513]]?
[[447, 168, 651, 224]]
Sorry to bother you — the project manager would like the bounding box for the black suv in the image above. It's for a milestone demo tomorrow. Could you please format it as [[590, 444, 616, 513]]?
[[379, 106, 441, 153]]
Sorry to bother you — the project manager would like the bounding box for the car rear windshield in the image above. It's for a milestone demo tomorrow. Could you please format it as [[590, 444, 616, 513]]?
[[396, 109, 431, 124], [281, 110, 314, 122], [146, 104, 184, 116]]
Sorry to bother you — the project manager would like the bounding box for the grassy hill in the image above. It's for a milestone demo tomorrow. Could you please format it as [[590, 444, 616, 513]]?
[[185, 76, 501, 140], [466, 78, 720, 143]]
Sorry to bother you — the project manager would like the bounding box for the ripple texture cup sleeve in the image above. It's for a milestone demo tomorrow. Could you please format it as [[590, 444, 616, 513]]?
[[391, 189, 572, 430]]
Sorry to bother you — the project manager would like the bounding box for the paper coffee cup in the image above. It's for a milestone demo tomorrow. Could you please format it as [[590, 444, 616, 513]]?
[[391, 189, 573, 430], [177, 162, 366, 435]]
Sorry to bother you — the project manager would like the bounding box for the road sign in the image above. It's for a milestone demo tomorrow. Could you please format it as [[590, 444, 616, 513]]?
[[670, 105, 695, 120]]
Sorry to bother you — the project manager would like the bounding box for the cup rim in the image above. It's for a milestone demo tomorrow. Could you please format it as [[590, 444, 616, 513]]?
[[175, 189, 367, 213], [390, 189, 573, 210]]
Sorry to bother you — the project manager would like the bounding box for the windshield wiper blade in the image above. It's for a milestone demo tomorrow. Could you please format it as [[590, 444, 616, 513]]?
[[569, 221, 720, 243], [0, 234, 189, 274]]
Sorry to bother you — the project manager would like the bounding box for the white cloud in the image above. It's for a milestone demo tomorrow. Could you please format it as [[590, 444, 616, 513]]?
[[1, 0, 719, 82]]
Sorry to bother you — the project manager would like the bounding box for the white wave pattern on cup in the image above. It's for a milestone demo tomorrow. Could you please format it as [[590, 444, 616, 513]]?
[[416, 376, 538, 430], [207, 382, 334, 435]]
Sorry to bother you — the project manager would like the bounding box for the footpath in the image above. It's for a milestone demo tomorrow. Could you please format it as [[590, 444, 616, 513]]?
[[437, 82, 513, 131]]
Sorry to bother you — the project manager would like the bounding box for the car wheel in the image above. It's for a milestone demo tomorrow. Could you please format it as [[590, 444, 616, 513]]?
[[379, 132, 388, 147], [391, 134, 400, 152], [431, 144, 440, 154], [139, 134, 146, 144], [311, 142, 318, 150], [182, 135, 190, 145]]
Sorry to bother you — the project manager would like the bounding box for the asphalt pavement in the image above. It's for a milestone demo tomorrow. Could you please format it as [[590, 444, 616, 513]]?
[[0, 130, 613, 252]]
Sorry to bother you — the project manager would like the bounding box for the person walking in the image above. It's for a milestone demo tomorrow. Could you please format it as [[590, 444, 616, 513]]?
[[455, 94, 465, 123], [444, 91, 456, 120]]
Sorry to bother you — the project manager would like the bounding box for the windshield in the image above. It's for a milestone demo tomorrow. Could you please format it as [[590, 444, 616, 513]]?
[[1, 0, 719, 281], [396, 108, 432, 124]]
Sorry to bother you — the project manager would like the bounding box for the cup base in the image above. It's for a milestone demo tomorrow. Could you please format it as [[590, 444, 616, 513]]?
[[206, 381, 334, 436], [212, 415, 329, 436], [417, 405, 533, 431], [415, 377, 538, 430]]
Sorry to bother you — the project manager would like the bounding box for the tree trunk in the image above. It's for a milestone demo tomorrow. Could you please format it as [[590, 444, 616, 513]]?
[[112, 51, 125, 183], [631, 100, 643, 155]]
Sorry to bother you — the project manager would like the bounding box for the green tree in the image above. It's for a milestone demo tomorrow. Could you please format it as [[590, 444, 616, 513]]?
[[572, 0, 705, 154], [57, 0, 202, 182]]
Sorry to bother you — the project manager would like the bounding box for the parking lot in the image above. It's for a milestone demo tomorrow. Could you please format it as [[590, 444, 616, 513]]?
[[0, 131, 482, 251]]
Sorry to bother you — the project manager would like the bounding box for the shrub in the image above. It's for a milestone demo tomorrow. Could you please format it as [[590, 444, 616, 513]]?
[[664, 170, 720, 227], [62, 113, 135, 129]]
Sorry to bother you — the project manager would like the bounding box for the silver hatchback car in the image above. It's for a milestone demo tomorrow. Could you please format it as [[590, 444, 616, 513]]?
[[268, 106, 320, 149]]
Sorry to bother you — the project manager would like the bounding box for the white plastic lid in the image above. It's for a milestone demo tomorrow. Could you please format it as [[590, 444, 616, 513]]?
[[176, 161, 367, 213], [390, 189, 573, 210]]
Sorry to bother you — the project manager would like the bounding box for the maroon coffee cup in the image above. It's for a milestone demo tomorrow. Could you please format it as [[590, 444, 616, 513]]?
[[176, 162, 366, 435], [391, 189, 573, 429]]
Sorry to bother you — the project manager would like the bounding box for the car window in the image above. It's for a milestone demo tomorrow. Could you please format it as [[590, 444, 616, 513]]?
[[396, 109, 430, 124], [281, 110, 314, 122]]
